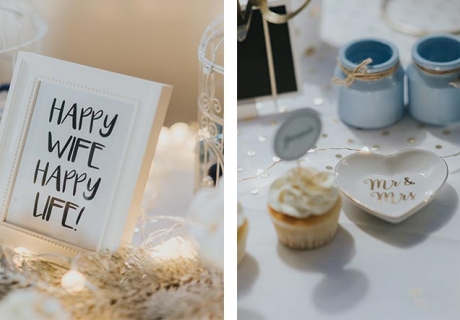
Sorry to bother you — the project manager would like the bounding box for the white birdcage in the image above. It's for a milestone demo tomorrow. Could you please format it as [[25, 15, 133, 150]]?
[[196, 15, 224, 189]]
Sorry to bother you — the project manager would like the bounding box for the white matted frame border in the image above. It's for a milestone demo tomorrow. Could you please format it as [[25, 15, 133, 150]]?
[[0, 52, 172, 257]]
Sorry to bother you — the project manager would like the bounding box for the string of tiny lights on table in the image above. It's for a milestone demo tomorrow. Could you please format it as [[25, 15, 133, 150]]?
[[237, 146, 460, 184]]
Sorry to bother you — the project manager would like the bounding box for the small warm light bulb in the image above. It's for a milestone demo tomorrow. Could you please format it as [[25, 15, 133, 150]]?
[[170, 122, 190, 144], [61, 269, 86, 293], [157, 127, 171, 147], [14, 247, 29, 254], [150, 237, 196, 260], [12, 247, 30, 267]]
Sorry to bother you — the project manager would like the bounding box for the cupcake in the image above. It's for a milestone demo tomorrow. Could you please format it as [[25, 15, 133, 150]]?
[[237, 202, 248, 265], [268, 167, 341, 249]]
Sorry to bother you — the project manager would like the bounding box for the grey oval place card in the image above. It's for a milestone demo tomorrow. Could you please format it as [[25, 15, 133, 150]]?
[[274, 108, 322, 160]]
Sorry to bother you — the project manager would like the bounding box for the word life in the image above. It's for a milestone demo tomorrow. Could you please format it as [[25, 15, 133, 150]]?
[[364, 177, 416, 205]]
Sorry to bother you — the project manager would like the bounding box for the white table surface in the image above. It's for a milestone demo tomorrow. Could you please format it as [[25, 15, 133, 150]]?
[[237, 1, 460, 319]]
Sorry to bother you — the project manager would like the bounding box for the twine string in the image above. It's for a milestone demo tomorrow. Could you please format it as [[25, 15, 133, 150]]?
[[449, 79, 460, 88], [413, 62, 460, 88], [332, 58, 400, 87]]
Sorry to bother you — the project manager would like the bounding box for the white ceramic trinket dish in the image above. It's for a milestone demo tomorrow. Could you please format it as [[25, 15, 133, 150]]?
[[334, 149, 448, 223]]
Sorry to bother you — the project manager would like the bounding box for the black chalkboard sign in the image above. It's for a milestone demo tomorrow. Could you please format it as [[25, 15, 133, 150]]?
[[238, 5, 298, 101]]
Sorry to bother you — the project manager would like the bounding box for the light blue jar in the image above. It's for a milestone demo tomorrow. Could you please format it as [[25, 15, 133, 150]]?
[[334, 38, 404, 129], [407, 34, 460, 126]]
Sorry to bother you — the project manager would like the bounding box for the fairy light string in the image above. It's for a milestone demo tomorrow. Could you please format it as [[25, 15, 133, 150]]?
[[237, 146, 460, 183]]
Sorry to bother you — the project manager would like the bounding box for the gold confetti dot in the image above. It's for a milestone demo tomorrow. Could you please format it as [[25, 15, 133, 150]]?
[[326, 166, 333, 170], [322, 133, 328, 138], [414, 299, 427, 308], [335, 154, 342, 159], [408, 288, 423, 297], [443, 130, 451, 135], [331, 118, 338, 124], [381, 130, 390, 136], [309, 5, 321, 18], [436, 145, 442, 149], [347, 139, 354, 144], [304, 47, 316, 57], [270, 121, 278, 126], [372, 145, 380, 151], [407, 137, 416, 144]]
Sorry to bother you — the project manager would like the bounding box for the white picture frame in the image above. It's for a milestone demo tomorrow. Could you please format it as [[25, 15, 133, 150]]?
[[0, 52, 172, 257]]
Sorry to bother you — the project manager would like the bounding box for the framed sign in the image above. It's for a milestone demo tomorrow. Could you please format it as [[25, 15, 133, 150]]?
[[237, 3, 300, 101], [0, 52, 172, 256]]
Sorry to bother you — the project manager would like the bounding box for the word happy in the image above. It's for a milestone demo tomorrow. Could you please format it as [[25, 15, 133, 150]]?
[[31, 98, 118, 231], [364, 177, 416, 204]]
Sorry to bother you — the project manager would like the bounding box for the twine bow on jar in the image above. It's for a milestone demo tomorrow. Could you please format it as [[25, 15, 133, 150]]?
[[332, 58, 400, 87]]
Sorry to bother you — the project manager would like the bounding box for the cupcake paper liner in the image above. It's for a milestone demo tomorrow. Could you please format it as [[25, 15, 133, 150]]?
[[269, 198, 341, 250], [237, 220, 248, 265]]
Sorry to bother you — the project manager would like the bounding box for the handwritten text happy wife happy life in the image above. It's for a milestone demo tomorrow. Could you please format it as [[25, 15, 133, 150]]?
[[31, 98, 118, 231]]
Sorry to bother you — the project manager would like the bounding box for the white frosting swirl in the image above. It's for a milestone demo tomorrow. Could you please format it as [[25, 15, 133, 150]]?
[[237, 201, 246, 228], [268, 167, 339, 218]]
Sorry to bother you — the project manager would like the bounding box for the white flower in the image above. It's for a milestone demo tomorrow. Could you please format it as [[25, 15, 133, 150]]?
[[187, 180, 224, 270], [0, 289, 70, 320]]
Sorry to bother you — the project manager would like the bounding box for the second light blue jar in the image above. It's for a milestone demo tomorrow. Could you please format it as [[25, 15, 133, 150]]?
[[407, 34, 460, 126], [334, 38, 405, 129]]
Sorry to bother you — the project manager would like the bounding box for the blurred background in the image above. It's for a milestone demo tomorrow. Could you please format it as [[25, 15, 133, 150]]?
[[20, 0, 222, 125]]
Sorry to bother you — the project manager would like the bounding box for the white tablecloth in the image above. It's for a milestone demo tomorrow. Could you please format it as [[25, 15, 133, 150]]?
[[237, 1, 460, 319]]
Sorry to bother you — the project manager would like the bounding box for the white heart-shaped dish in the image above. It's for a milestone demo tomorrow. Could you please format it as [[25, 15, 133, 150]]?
[[334, 149, 448, 223]]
